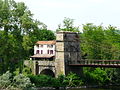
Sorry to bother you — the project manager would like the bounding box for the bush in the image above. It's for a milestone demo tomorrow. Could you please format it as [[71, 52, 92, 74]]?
[[106, 68, 120, 84], [64, 72, 83, 87], [28, 74, 60, 87], [0, 71, 12, 89], [13, 66, 32, 76], [57, 74, 66, 87], [28, 73, 84, 87], [84, 68, 110, 85], [0, 71, 35, 90], [13, 74, 34, 90]]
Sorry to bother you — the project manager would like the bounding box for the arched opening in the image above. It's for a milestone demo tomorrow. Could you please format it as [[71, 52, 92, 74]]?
[[40, 69, 55, 77]]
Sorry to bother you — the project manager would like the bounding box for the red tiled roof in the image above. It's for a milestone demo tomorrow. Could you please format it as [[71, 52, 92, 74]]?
[[36, 40, 56, 45], [30, 54, 55, 58]]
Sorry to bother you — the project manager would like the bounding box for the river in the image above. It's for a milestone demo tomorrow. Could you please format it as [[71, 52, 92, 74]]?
[[66, 86, 120, 90], [38, 86, 120, 90]]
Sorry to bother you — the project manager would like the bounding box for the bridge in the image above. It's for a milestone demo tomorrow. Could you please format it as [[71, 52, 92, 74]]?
[[68, 60, 120, 68], [25, 31, 120, 77]]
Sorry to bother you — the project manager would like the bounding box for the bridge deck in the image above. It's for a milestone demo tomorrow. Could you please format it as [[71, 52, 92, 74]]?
[[68, 60, 120, 68]]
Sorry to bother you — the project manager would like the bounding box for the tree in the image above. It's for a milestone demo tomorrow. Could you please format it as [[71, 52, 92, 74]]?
[[80, 23, 120, 60], [0, 0, 56, 74], [57, 17, 80, 32], [81, 23, 105, 59], [0, 0, 40, 73], [23, 29, 55, 57]]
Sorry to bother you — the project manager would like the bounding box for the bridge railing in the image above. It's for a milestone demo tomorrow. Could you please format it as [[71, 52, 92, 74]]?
[[68, 60, 120, 65]]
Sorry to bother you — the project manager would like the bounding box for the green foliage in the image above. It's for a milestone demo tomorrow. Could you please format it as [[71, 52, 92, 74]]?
[[83, 68, 110, 85], [28, 74, 60, 87], [13, 66, 32, 76], [29, 29, 55, 46], [0, 71, 12, 89], [81, 23, 120, 60], [0, 0, 35, 73], [57, 74, 66, 87], [80, 24, 120, 85], [57, 17, 80, 32], [13, 74, 34, 90], [64, 72, 83, 87], [28, 73, 83, 87], [0, 0, 55, 74], [0, 71, 35, 90], [22, 66, 32, 76], [105, 68, 120, 84]]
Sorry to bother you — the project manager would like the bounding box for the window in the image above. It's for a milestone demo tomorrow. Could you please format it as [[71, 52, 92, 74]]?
[[41, 50, 43, 54], [36, 50, 39, 54], [47, 45, 53, 48], [50, 50, 53, 54], [39, 45, 43, 48], [47, 50, 49, 54]]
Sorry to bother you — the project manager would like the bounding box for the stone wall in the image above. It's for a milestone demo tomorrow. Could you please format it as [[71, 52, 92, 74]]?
[[24, 60, 55, 75], [37, 61, 55, 74], [55, 31, 82, 76]]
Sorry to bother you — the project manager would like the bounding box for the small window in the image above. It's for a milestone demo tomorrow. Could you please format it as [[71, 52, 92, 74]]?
[[50, 50, 53, 54], [47, 50, 49, 54], [41, 50, 43, 54], [47, 45, 53, 48], [39, 45, 43, 48], [36, 50, 39, 54]]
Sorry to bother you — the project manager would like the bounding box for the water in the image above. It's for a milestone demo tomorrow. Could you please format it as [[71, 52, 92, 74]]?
[[66, 86, 120, 90], [39, 86, 120, 90]]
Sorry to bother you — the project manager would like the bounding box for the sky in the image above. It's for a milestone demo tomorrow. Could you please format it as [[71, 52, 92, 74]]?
[[15, 0, 120, 31]]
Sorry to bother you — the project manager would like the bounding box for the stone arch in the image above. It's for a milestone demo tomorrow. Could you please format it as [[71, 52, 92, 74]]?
[[40, 69, 55, 77]]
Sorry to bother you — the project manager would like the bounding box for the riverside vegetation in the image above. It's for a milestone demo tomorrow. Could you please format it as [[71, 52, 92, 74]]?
[[1, 67, 120, 90], [0, 0, 120, 89]]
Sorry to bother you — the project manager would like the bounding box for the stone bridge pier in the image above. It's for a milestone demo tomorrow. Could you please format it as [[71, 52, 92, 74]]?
[[55, 31, 83, 76]]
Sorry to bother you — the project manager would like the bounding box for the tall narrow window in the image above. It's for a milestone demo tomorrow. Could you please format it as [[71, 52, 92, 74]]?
[[47, 50, 49, 54], [36, 50, 39, 54], [41, 50, 43, 54], [50, 50, 53, 54]]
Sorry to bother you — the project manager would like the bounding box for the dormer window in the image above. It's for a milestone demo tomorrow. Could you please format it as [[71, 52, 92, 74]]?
[[39, 45, 43, 48], [47, 45, 53, 48]]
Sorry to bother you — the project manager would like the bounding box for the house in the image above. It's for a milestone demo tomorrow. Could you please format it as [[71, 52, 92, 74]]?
[[30, 40, 56, 60]]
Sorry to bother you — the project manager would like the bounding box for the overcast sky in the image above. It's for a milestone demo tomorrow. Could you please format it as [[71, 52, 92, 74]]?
[[15, 0, 120, 30]]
